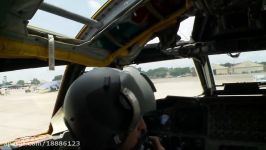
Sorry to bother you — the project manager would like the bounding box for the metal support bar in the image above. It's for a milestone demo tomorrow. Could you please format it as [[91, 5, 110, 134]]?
[[146, 2, 164, 20], [104, 32, 123, 47], [48, 34, 55, 70], [39, 2, 102, 28]]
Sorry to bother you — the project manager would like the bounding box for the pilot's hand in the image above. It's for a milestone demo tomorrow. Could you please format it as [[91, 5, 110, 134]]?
[[149, 136, 165, 150]]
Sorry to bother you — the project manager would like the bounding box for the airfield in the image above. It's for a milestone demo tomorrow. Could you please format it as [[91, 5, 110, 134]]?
[[0, 74, 255, 143]]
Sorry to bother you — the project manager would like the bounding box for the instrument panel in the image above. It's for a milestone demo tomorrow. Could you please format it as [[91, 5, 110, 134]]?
[[145, 96, 266, 150]]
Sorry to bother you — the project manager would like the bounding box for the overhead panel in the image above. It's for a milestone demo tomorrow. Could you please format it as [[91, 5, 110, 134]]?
[[0, 0, 193, 67]]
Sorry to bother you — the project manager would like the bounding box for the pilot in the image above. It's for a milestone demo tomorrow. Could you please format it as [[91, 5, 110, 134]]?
[[63, 67, 165, 150]]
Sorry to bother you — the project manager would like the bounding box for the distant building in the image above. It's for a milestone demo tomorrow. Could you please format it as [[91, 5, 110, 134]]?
[[232, 61, 264, 74], [212, 61, 264, 75], [212, 64, 229, 75]]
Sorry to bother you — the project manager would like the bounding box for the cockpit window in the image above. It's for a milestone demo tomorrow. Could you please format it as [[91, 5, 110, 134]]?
[[28, 10, 84, 38], [28, 0, 108, 38], [0, 66, 65, 142], [146, 17, 195, 44], [209, 50, 266, 89], [132, 58, 202, 99], [177, 17, 194, 41]]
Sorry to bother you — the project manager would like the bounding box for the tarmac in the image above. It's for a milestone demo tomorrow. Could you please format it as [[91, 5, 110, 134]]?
[[0, 75, 255, 143]]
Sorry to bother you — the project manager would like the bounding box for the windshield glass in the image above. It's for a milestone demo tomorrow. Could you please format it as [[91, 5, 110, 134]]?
[[147, 17, 195, 44], [0, 66, 65, 142], [132, 58, 202, 99], [209, 50, 266, 88], [28, 0, 108, 38]]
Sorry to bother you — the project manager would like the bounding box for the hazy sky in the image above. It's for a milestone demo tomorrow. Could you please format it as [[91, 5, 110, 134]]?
[[0, 66, 66, 83], [29, 0, 108, 37], [1, 1, 265, 83], [209, 52, 266, 64], [133, 50, 266, 71]]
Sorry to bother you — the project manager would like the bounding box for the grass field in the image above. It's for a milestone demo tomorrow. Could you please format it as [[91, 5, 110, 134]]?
[[0, 74, 256, 143]]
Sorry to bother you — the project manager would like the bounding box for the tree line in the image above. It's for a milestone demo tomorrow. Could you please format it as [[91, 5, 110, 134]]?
[[139, 67, 194, 78], [1, 75, 63, 87], [221, 62, 266, 67]]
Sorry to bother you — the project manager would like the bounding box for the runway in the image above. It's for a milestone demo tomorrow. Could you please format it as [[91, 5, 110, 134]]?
[[0, 74, 255, 143]]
